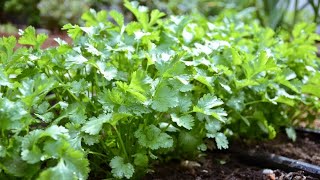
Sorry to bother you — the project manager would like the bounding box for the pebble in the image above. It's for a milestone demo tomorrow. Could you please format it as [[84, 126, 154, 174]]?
[[263, 169, 274, 174], [262, 169, 275, 180]]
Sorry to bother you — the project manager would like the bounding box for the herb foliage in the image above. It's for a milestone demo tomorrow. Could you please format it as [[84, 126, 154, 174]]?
[[0, 1, 320, 179]]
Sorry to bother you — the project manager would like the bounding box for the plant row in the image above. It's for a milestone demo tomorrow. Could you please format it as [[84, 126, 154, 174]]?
[[0, 1, 320, 179]]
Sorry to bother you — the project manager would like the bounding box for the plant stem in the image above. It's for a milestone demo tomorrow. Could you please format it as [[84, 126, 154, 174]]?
[[292, 0, 298, 28], [88, 151, 108, 158], [244, 100, 266, 106], [113, 126, 130, 161]]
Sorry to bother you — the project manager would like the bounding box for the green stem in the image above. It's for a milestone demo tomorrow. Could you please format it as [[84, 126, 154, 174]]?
[[113, 126, 129, 161], [244, 100, 266, 106], [315, 1, 320, 23], [163, 122, 172, 132], [292, 0, 298, 28], [66, 89, 79, 101], [88, 151, 108, 158]]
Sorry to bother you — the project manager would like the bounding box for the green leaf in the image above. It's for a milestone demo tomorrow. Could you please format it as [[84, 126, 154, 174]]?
[[135, 125, 173, 150], [19, 76, 57, 107], [21, 126, 70, 164], [170, 113, 194, 130], [215, 133, 229, 149], [110, 156, 134, 179], [18, 26, 48, 49], [124, 0, 149, 31], [193, 94, 227, 122], [62, 24, 82, 40], [96, 61, 118, 81], [68, 79, 89, 96], [110, 10, 124, 27], [177, 93, 193, 112], [82, 9, 108, 26], [55, 103, 87, 124], [2, 154, 40, 178], [0, 36, 16, 63], [151, 84, 178, 112], [302, 72, 320, 97], [133, 153, 149, 167], [37, 160, 76, 180], [194, 75, 215, 93], [178, 131, 201, 153], [197, 94, 224, 109], [243, 50, 278, 79], [81, 114, 112, 135], [231, 48, 242, 65], [0, 98, 27, 130], [149, 9, 165, 26], [285, 127, 296, 141], [205, 120, 222, 138]]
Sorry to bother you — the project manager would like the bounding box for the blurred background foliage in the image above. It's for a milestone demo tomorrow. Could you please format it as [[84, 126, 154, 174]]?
[[0, 0, 319, 32]]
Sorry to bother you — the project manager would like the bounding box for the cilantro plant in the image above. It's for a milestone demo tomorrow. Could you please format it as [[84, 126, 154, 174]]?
[[1, 1, 320, 179]]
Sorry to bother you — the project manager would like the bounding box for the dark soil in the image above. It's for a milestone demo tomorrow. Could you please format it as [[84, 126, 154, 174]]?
[[249, 133, 320, 166], [143, 133, 320, 180]]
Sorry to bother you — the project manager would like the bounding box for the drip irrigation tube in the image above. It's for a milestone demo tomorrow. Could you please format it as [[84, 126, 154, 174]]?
[[295, 127, 320, 137], [233, 150, 320, 178]]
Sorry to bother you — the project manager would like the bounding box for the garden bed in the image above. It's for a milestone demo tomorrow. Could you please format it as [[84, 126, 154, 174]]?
[[1, 2, 320, 179], [143, 130, 320, 180]]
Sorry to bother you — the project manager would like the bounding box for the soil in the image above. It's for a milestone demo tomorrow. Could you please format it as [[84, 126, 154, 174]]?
[[143, 133, 320, 180], [249, 133, 320, 166]]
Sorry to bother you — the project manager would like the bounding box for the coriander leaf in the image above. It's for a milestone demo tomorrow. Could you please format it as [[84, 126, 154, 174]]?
[[193, 94, 227, 122], [0, 98, 27, 130], [81, 114, 112, 135], [81, 9, 108, 26], [215, 133, 229, 149], [62, 24, 82, 40], [18, 26, 48, 49], [41, 140, 89, 180], [177, 93, 193, 112], [285, 127, 297, 141], [205, 120, 222, 138], [96, 61, 118, 81], [0, 67, 12, 87], [85, 43, 101, 56], [21, 130, 45, 164], [197, 94, 224, 109], [151, 85, 178, 112], [68, 79, 88, 96], [178, 131, 201, 153], [37, 160, 75, 180], [302, 72, 320, 97], [54, 103, 87, 125], [194, 74, 215, 93], [2, 155, 40, 178], [0, 36, 16, 63], [19, 76, 57, 107], [133, 153, 148, 167], [149, 9, 165, 26], [134, 125, 173, 150], [171, 113, 194, 130], [243, 50, 278, 79], [110, 10, 124, 27], [110, 156, 134, 179], [130, 70, 152, 94]]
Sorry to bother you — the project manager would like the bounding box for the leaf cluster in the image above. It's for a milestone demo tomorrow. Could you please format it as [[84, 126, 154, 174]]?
[[0, 1, 320, 179]]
